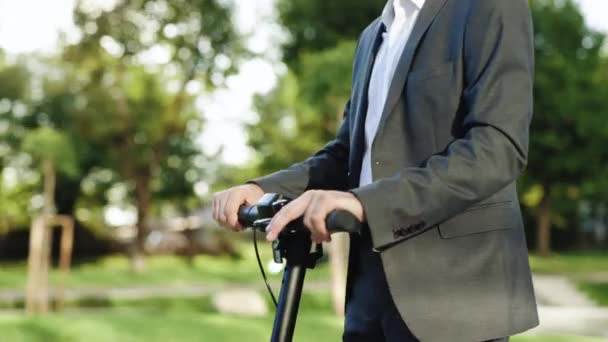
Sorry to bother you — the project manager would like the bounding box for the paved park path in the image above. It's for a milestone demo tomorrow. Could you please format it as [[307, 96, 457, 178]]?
[[1, 275, 607, 338], [530, 274, 608, 339], [0, 280, 331, 304]]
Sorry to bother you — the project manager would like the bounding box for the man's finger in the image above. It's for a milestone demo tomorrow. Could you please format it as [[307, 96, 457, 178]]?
[[216, 198, 223, 222], [266, 195, 310, 241], [220, 191, 232, 224], [212, 196, 218, 222], [220, 191, 236, 230], [225, 194, 243, 229], [305, 200, 330, 243], [213, 193, 224, 222]]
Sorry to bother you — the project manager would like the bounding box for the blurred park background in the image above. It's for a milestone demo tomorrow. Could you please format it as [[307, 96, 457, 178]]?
[[0, 0, 607, 341]]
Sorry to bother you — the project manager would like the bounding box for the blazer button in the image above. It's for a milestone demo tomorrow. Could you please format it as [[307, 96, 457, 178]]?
[[374, 161, 381, 165]]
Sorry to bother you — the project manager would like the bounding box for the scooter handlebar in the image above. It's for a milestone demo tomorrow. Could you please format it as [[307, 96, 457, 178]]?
[[237, 205, 259, 228], [324, 210, 362, 234], [237, 205, 362, 235]]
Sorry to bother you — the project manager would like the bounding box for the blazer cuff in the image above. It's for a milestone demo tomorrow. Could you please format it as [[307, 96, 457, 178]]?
[[349, 184, 433, 252]]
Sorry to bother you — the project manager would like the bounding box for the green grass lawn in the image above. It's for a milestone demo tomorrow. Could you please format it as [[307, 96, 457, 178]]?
[[529, 251, 608, 307], [578, 282, 608, 306], [0, 247, 607, 341], [0, 246, 606, 311], [513, 335, 604, 342], [0, 308, 603, 342], [1, 244, 606, 291], [0, 293, 603, 342], [528, 251, 608, 275], [0, 308, 343, 342], [0, 239, 331, 290]]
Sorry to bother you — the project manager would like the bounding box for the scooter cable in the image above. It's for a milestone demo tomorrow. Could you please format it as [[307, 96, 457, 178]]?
[[253, 228, 278, 308]]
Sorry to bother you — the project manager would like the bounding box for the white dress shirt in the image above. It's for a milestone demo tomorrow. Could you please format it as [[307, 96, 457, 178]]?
[[359, 0, 426, 187]]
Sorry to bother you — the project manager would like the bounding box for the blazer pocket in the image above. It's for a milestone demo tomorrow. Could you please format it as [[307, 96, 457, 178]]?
[[407, 61, 454, 82], [438, 201, 516, 239]]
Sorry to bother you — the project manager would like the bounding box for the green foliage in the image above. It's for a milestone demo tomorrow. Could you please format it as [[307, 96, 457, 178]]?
[[516, 0, 608, 251], [249, 41, 356, 175], [277, 0, 381, 68], [0, 64, 29, 102], [0, 180, 35, 232], [299, 40, 357, 121], [0, 62, 31, 168], [528, 0, 608, 188], [21, 127, 79, 178], [246, 0, 380, 179], [70, 0, 242, 89], [210, 163, 264, 194], [62, 0, 243, 230], [249, 73, 301, 173], [0, 61, 38, 230], [0, 0, 244, 242], [578, 282, 608, 306]]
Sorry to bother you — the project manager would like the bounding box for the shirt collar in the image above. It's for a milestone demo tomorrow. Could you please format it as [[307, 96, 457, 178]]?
[[381, 0, 425, 30]]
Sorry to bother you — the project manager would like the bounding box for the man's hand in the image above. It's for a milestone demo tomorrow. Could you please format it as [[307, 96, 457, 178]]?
[[212, 184, 265, 231], [266, 190, 365, 244]]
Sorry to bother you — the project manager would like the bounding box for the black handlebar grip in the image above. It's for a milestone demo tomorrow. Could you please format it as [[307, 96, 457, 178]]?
[[238, 205, 258, 228], [325, 210, 362, 235], [239, 205, 362, 234]]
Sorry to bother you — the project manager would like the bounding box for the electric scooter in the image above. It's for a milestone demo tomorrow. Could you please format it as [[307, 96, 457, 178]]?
[[238, 193, 362, 342]]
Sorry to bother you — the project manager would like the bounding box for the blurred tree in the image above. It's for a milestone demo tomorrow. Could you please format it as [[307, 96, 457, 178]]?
[[51, 0, 243, 271], [22, 127, 79, 216], [0, 59, 33, 232], [63, 0, 242, 272], [251, 0, 381, 172], [250, 41, 356, 174], [29, 68, 110, 234], [21, 128, 78, 314], [0, 59, 30, 164], [277, 0, 382, 69], [524, 0, 608, 256], [0, 0, 243, 269]]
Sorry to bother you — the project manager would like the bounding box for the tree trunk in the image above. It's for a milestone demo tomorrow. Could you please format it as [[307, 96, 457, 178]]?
[[43, 159, 56, 215], [25, 159, 56, 313], [184, 227, 196, 267], [536, 187, 552, 257], [329, 233, 349, 316], [26, 217, 47, 313], [131, 175, 151, 273]]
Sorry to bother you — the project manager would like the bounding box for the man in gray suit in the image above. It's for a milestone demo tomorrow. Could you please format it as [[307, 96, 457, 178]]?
[[213, 0, 539, 340]]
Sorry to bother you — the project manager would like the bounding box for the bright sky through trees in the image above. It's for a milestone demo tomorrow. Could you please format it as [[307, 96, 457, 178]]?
[[0, 0, 606, 165]]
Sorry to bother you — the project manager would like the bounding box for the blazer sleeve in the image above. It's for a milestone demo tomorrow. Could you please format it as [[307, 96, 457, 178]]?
[[247, 100, 352, 199], [350, 0, 535, 251]]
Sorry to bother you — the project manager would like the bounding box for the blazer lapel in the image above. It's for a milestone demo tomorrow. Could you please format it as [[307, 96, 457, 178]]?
[[375, 0, 449, 136], [349, 19, 385, 186]]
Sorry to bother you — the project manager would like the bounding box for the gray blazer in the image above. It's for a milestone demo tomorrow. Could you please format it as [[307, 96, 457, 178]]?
[[251, 0, 539, 340]]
